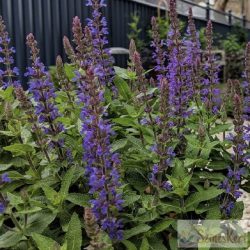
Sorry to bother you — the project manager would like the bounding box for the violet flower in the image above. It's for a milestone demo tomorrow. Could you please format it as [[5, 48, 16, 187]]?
[[1, 173, 11, 184], [25, 34, 64, 154], [0, 16, 20, 88], [220, 88, 247, 216], [72, 17, 93, 70], [86, 0, 115, 87], [183, 8, 201, 100], [166, 0, 192, 122], [243, 42, 250, 137], [201, 21, 221, 114], [151, 16, 167, 82], [81, 67, 123, 241], [0, 173, 11, 214]]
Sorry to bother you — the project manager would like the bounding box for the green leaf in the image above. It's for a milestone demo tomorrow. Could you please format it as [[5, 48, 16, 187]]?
[[42, 186, 61, 206], [4, 143, 34, 156], [150, 219, 173, 234], [114, 76, 132, 100], [206, 205, 221, 219], [140, 237, 149, 250], [59, 167, 75, 201], [124, 224, 151, 239], [123, 191, 141, 207], [6, 171, 24, 180], [111, 139, 128, 152], [208, 161, 228, 170], [32, 233, 60, 250], [113, 117, 136, 127], [126, 170, 148, 192], [210, 124, 232, 135], [169, 235, 178, 250], [26, 212, 56, 235], [185, 187, 223, 211], [0, 86, 14, 100], [66, 213, 82, 250], [230, 201, 244, 219], [0, 130, 15, 136], [149, 236, 168, 250], [66, 193, 90, 207], [17, 207, 43, 214], [122, 240, 137, 250], [114, 66, 136, 80], [0, 231, 24, 248], [127, 136, 144, 151], [0, 163, 13, 171], [158, 201, 182, 214], [21, 127, 32, 144], [184, 158, 208, 168], [7, 192, 24, 206]]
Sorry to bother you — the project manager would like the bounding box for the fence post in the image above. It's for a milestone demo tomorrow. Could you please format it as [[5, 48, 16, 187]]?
[[228, 10, 232, 26], [206, 0, 210, 20], [243, 15, 246, 28]]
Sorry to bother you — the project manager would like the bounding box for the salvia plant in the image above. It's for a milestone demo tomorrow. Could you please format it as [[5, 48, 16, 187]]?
[[0, 0, 249, 249]]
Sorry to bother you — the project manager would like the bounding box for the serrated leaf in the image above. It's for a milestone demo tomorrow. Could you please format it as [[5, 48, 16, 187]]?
[[42, 186, 61, 206], [126, 171, 148, 192], [66, 213, 82, 250], [140, 237, 149, 250], [127, 136, 144, 151], [150, 219, 173, 234], [59, 167, 75, 201], [4, 143, 34, 156], [124, 224, 151, 239], [230, 201, 244, 219], [157, 201, 182, 214], [21, 127, 32, 143], [185, 187, 223, 211], [111, 139, 128, 152], [0, 231, 24, 248], [113, 117, 136, 127], [114, 76, 132, 100], [66, 193, 89, 207], [123, 192, 141, 207], [7, 192, 24, 206], [122, 240, 137, 250], [210, 124, 232, 135], [17, 207, 43, 214], [0, 130, 15, 136], [32, 233, 60, 250], [0, 163, 13, 171], [26, 212, 56, 235], [206, 205, 221, 219]]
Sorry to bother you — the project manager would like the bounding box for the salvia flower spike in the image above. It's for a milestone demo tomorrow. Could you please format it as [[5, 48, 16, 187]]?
[[201, 20, 221, 115], [151, 16, 167, 82], [81, 67, 123, 240], [86, 0, 115, 87], [26, 33, 64, 154], [220, 81, 246, 216], [0, 16, 20, 88]]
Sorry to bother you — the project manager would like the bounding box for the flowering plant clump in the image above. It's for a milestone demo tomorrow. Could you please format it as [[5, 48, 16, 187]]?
[[0, 0, 249, 249]]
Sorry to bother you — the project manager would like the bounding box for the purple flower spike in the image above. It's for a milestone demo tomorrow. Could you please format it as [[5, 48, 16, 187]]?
[[80, 67, 123, 241], [201, 21, 221, 114], [26, 34, 64, 154], [86, 0, 114, 87], [0, 16, 20, 88]]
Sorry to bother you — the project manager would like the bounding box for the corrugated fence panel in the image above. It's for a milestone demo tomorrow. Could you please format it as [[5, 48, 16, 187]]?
[[0, 0, 249, 84]]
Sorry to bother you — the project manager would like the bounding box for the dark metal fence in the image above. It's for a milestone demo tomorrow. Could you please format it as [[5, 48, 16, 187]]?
[[0, 0, 249, 79]]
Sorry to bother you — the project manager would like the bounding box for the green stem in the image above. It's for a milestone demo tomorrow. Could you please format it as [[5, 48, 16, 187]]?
[[10, 213, 23, 232]]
